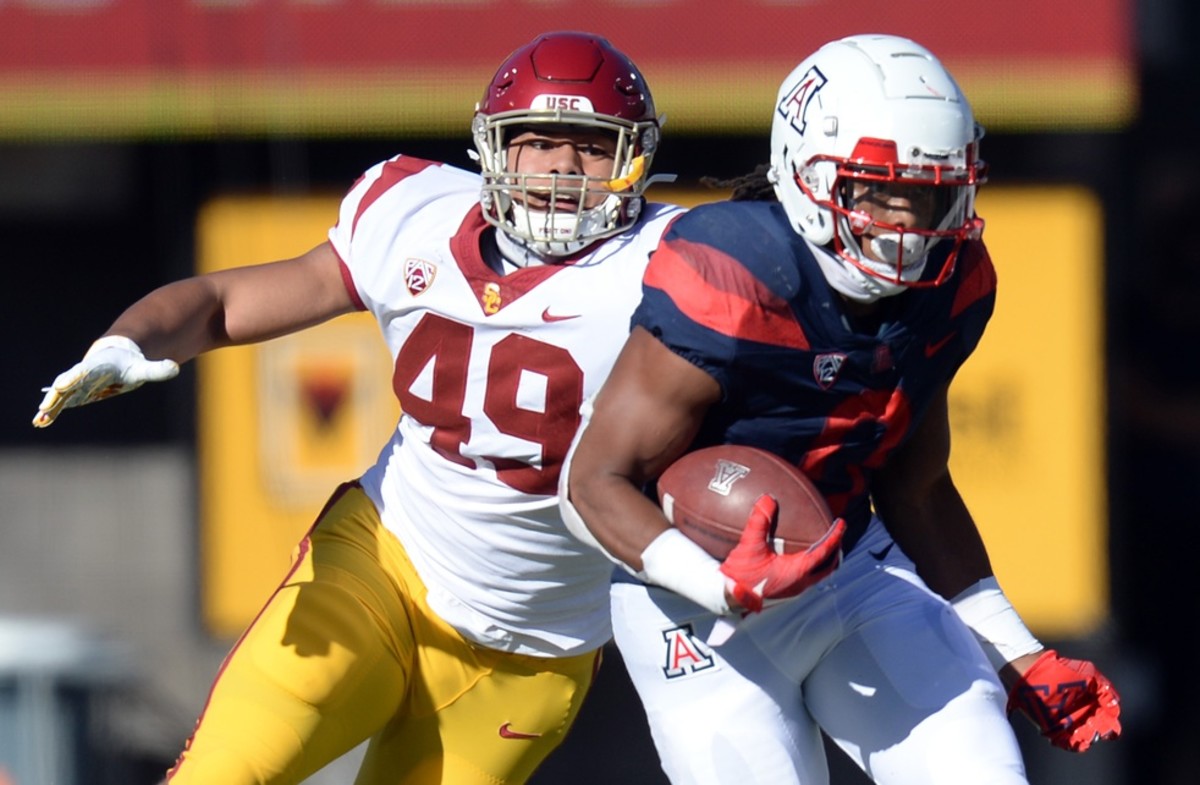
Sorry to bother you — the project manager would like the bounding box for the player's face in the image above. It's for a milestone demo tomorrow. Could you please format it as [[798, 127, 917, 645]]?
[[846, 178, 938, 261], [506, 128, 619, 211]]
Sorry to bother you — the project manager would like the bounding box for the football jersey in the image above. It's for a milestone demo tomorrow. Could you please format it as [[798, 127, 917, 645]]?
[[633, 200, 996, 551], [329, 155, 684, 656]]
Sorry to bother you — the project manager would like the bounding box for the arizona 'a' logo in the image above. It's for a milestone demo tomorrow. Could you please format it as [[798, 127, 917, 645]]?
[[707, 459, 750, 497], [404, 258, 436, 297], [814, 352, 847, 390], [777, 65, 828, 135], [662, 624, 716, 679]]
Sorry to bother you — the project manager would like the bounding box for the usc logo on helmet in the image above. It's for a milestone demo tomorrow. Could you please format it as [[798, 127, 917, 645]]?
[[532, 94, 594, 112]]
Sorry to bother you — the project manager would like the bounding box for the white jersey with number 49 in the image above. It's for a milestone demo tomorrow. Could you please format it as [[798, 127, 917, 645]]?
[[328, 155, 683, 657]]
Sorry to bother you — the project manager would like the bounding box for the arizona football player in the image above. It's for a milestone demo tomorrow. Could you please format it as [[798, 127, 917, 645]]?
[[564, 34, 1120, 785]]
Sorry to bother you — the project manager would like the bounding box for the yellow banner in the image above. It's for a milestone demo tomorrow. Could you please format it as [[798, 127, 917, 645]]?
[[952, 187, 1107, 637], [196, 196, 397, 638]]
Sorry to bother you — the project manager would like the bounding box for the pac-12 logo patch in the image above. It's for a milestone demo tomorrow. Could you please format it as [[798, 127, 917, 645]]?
[[777, 65, 828, 135], [814, 352, 847, 389], [662, 624, 716, 679], [404, 258, 436, 297]]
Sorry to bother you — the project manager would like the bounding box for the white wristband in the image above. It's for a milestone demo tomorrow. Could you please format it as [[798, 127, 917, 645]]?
[[638, 529, 731, 616], [951, 576, 1043, 670]]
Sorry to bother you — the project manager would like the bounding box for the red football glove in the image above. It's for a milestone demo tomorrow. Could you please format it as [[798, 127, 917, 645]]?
[[1007, 649, 1122, 752], [719, 495, 845, 614]]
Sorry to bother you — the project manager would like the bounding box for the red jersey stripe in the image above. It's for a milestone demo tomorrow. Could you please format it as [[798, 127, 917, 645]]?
[[950, 242, 997, 319], [335, 256, 367, 312], [352, 156, 439, 235], [645, 238, 810, 350]]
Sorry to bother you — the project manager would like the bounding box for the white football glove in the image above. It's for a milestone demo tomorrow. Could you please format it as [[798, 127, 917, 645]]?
[[32, 336, 179, 428]]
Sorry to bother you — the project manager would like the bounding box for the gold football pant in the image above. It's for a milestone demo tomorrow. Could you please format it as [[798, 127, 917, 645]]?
[[166, 483, 600, 785]]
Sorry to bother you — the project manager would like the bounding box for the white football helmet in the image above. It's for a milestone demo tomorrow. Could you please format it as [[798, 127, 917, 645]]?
[[473, 32, 662, 258], [769, 34, 986, 301]]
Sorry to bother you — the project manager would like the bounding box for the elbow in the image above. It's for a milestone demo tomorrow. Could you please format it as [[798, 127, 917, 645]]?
[[564, 456, 602, 521], [563, 422, 665, 565]]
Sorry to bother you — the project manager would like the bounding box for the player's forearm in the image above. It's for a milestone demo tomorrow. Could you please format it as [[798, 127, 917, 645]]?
[[568, 468, 670, 571], [103, 276, 232, 363], [886, 476, 993, 599], [103, 249, 354, 362], [563, 463, 734, 616]]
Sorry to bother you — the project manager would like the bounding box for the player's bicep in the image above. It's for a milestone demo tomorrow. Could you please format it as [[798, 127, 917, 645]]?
[[215, 242, 357, 344]]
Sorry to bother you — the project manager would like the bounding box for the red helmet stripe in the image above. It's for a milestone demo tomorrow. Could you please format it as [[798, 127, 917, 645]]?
[[848, 137, 899, 166]]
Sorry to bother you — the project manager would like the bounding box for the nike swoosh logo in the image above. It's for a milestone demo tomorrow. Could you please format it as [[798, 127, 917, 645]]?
[[924, 332, 956, 358], [499, 722, 543, 740], [869, 541, 895, 561], [541, 307, 580, 323]]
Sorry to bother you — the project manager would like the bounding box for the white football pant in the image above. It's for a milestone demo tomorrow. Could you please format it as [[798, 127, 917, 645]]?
[[610, 518, 1029, 785]]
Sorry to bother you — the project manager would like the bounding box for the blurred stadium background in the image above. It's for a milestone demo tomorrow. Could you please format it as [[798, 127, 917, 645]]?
[[0, 1, 1194, 783]]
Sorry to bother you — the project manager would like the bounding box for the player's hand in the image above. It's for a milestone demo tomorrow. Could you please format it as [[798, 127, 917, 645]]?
[[1007, 649, 1122, 752], [32, 336, 179, 428], [719, 495, 845, 614]]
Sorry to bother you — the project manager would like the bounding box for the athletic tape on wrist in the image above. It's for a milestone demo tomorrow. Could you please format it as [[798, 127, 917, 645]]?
[[638, 528, 731, 616], [951, 576, 1043, 670]]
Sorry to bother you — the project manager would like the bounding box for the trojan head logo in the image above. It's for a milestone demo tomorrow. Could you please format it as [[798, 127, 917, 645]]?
[[404, 258, 436, 297], [777, 65, 828, 136], [814, 352, 846, 390], [482, 282, 502, 315], [707, 459, 750, 497]]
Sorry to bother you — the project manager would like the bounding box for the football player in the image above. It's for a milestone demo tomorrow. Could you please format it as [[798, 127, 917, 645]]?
[[33, 31, 683, 785], [563, 34, 1120, 784]]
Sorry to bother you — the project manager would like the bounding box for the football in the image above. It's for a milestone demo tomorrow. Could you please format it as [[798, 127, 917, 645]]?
[[656, 445, 834, 560]]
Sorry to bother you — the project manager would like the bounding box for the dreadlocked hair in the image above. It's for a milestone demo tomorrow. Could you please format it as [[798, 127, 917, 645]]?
[[699, 163, 778, 202]]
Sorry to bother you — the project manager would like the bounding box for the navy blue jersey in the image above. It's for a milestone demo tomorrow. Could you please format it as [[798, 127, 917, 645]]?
[[633, 200, 996, 550]]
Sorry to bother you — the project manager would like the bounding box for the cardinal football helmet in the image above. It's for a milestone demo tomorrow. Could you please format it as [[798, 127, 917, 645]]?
[[473, 31, 661, 258], [769, 34, 986, 300]]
